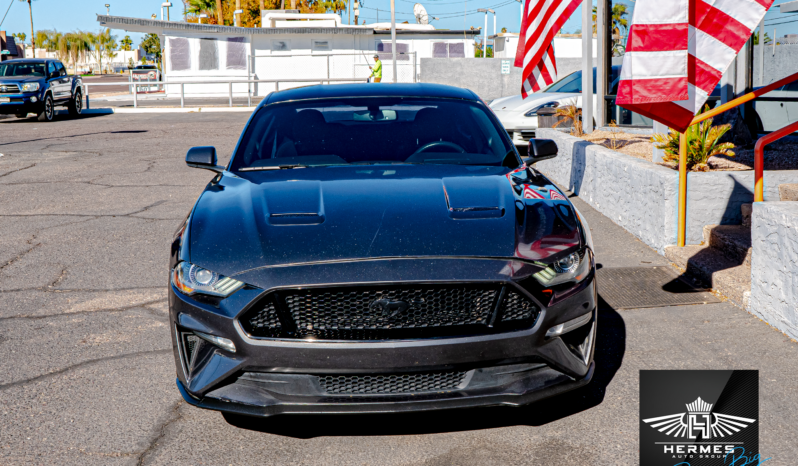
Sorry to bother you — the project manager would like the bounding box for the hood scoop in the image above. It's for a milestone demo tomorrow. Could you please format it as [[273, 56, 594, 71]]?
[[264, 180, 324, 225], [442, 177, 505, 219]]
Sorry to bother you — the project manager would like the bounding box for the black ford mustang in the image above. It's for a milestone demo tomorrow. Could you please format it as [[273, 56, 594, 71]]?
[[170, 83, 597, 419]]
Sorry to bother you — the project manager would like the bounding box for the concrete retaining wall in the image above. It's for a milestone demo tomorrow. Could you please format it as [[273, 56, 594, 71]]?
[[535, 128, 798, 250], [535, 128, 677, 252], [752, 44, 798, 86], [749, 202, 798, 340], [419, 57, 582, 101]]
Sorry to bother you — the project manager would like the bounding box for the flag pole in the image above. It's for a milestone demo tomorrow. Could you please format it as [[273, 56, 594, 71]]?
[[678, 132, 687, 247], [581, 0, 593, 134], [391, 0, 397, 83]]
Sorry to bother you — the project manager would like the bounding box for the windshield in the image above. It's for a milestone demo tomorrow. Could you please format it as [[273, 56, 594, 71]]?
[[544, 66, 621, 94], [0, 63, 47, 77], [230, 97, 516, 170]]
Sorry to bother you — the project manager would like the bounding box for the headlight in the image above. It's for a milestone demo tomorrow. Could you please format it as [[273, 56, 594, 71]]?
[[21, 83, 40, 92], [171, 261, 244, 297], [533, 249, 592, 286], [524, 101, 559, 117]]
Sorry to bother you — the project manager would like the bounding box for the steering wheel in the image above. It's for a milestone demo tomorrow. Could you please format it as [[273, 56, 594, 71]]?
[[411, 141, 466, 155]]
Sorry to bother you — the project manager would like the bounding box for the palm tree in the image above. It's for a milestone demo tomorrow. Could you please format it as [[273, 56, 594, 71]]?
[[88, 29, 116, 74], [120, 35, 133, 51], [19, 0, 37, 51], [592, 3, 629, 37], [186, 0, 218, 19], [216, 0, 224, 24], [65, 32, 92, 74]]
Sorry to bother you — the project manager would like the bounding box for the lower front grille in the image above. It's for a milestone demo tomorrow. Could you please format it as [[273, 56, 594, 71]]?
[[318, 371, 468, 394], [239, 283, 541, 341]]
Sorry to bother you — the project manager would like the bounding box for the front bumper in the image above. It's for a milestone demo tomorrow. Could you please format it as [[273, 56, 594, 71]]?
[[170, 259, 597, 417], [0, 94, 43, 115]]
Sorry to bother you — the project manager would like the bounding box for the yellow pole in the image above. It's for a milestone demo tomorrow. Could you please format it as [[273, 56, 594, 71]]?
[[678, 132, 687, 247]]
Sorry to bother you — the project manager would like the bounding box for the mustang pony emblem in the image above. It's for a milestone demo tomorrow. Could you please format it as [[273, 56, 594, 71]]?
[[369, 298, 421, 317]]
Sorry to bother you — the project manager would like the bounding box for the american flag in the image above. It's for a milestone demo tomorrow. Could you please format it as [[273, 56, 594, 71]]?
[[514, 0, 583, 98], [617, 0, 773, 132]]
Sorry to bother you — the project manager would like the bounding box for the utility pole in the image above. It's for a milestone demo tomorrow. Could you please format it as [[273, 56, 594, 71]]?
[[26, 0, 35, 51], [478, 9, 488, 57], [391, 0, 396, 82]]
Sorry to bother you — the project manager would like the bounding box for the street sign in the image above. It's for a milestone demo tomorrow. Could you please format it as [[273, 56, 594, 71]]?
[[1, 50, 10, 55], [501, 59, 511, 75]]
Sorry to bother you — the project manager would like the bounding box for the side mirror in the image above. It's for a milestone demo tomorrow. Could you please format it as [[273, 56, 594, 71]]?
[[186, 146, 224, 173], [525, 139, 558, 164]]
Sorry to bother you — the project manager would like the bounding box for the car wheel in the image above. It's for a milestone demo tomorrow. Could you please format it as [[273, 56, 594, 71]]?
[[68, 90, 82, 116], [15, 113, 28, 119], [37, 94, 54, 122]]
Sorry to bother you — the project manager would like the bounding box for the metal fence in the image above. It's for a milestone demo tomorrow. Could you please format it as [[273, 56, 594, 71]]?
[[82, 78, 368, 109], [249, 52, 418, 92]]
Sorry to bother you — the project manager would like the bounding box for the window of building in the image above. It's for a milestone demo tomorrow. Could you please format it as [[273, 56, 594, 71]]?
[[376, 41, 409, 60], [431, 42, 465, 58], [226, 37, 247, 70], [312, 39, 331, 52], [169, 38, 191, 71], [199, 38, 219, 70], [271, 39, 291, 52]]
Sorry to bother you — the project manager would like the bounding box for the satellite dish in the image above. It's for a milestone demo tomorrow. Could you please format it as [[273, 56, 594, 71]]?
[[414, 3, 429, 25]]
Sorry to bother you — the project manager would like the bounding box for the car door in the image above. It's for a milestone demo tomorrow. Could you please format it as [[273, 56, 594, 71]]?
[[45, 61, 60, 100], [53, 62, 70, 102], [753, 84, 791, 132]]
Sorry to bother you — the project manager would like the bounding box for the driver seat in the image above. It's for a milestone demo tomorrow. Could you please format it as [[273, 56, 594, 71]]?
[[413, 108, 455, 148]]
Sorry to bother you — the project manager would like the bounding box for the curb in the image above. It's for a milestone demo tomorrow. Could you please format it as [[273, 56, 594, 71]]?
[[80, 107, 254, 114]]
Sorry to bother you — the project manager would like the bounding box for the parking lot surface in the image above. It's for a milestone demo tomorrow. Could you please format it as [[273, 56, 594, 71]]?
[[1, 113, 796, 465]]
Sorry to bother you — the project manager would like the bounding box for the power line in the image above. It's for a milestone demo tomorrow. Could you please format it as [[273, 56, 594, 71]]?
[[764, 17, 798, 26], [0, 0, 14, 29]]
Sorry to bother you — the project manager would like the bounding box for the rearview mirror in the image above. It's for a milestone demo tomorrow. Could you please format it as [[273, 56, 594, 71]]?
[[525, 139, 558, 164], [186, 146, 224, 173]]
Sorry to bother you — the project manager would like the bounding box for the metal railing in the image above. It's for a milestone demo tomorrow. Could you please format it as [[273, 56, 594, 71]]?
[[81, 77, 366, 109], [675, 70, 798, 246]]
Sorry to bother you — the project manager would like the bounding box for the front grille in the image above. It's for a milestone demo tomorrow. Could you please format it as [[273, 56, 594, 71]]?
[[500, 290, 538, 321], [318, 371, 468, 394], [286, 286, 496, 340], [245, 301, 282, 337], [240, 283, 541, 341], [0, 84, 20, 94]]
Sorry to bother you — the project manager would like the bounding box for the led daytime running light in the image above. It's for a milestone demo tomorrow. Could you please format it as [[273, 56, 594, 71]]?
[[172, 262, 244, 297]]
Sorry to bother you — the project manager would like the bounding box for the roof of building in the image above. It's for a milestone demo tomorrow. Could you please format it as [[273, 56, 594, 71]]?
[[263, 83, 477, 105], [97, 15, 479, 36]]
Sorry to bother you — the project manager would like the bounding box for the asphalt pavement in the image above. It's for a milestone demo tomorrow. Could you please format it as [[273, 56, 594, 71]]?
[[1, 112, 796, 465]]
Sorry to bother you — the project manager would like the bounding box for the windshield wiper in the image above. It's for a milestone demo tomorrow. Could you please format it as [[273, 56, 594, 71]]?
[[240, 164, 307, 171]]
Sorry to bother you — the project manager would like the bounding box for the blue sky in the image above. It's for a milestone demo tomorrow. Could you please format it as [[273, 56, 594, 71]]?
[[2, 0, 797, 49]]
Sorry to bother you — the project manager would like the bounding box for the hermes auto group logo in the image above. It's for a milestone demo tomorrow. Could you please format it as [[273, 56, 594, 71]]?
[[639, 370, 760, 466], [643, 396, 756, 439]]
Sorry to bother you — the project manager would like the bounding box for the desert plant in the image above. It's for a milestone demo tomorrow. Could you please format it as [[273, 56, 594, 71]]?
[[651, 109, 735, 171], [606, 120, 623, 150], [553, 100, 583, 136]]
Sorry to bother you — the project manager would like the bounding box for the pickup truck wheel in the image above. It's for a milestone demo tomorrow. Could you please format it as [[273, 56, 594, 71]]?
[[37, 95, 54, 122], [68, 90, 82, 116]]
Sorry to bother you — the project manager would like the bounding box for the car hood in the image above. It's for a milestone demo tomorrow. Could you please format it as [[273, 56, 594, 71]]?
[[188, 164, 583, 277], [0, 76, 43, 83], [491, 92, 581, 114]]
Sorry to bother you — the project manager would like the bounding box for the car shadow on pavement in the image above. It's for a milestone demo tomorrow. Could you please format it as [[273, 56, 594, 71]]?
[[0, 113, 112, 125], [224, 306, 626, 438]]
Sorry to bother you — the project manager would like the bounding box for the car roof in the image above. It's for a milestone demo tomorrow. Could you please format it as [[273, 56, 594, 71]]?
[[264, 83, 478, 106], [1, 58, 55, 64]]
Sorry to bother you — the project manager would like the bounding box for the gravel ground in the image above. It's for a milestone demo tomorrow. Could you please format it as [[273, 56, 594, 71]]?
[[580, 130, 653, 162]]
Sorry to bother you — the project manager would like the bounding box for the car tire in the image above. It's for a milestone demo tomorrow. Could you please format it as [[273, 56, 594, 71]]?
[[37, 94, 54, 122], [68, 90, 82, 116], [15, 113, 28, 119]]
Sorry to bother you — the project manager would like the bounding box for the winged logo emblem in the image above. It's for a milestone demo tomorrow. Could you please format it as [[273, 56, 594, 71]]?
[[642, 397, 756, 439]]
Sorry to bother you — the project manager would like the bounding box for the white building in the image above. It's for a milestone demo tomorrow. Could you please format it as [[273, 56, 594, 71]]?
[[492, 33, 597, 60], [97, 13, 478, 97], [24, 47, 143, 74]]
